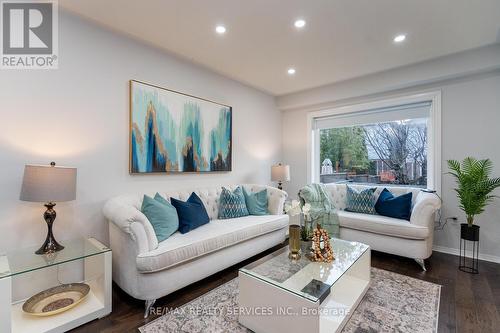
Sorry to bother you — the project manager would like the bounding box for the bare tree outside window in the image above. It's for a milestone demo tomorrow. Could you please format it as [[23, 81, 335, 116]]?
[[319, 118, 428, 187]]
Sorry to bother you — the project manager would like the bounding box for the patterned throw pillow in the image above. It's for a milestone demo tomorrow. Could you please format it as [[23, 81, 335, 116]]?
[[219, 186, 249, 219], [345, 185, 377, 214]]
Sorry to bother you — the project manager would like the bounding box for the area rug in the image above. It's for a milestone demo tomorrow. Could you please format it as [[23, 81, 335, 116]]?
[[139, 268, 440, 333]]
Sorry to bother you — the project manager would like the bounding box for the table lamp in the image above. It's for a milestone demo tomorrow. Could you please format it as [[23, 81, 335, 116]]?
[[20, 162, 77, 255], [271, 163, 290, 190]]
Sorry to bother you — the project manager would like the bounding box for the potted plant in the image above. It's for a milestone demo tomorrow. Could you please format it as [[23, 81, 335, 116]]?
[[448, 157, 500, 273], [447, 157, 500, 226]]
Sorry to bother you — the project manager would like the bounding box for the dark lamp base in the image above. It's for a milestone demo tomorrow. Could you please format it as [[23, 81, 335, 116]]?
[[36, 202, 65, 255], [35, 236, 65, 255]]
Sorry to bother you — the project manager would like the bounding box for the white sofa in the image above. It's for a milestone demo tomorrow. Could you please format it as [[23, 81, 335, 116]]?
[[103, 184, 288, 317], [324, 184, 441, 270]]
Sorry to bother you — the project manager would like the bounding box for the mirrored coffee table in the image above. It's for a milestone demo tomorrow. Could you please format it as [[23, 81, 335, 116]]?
[[239, 238, 370, 333]]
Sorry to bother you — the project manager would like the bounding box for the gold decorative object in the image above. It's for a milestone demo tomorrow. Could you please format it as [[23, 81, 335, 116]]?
[[288, 225, 301, 260], [22, 283, 90, 316], [311, 224, 335, 263]]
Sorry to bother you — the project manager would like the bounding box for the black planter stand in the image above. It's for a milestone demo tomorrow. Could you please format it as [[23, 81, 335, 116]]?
[[459, 223, 479, 274]]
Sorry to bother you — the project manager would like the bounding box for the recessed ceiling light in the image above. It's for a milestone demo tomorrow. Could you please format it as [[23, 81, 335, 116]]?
[[287, 68, 296, 75], [294, 19, 306, 28], [215, 25, 226, 34], [393, 34, 406, 43]]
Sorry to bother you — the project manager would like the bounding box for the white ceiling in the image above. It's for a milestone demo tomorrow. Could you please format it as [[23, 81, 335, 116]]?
[[60, 0, 500, 96]]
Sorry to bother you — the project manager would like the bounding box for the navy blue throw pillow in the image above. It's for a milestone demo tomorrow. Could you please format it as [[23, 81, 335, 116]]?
[[375, 188, 413, 221], [170, 192, 210, 233]]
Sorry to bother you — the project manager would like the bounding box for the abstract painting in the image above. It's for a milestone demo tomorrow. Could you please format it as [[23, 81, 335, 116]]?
[[130, 80, 232, 173]]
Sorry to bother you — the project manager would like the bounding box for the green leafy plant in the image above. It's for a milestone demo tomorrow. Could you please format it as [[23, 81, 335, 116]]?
[[447, 157, 500, 226]]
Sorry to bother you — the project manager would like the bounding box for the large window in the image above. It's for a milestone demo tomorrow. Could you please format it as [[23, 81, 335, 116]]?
[[309, 93, 441, 191]]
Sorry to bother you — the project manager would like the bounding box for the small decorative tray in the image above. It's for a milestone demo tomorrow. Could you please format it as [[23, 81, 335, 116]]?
[[22, 283, 90, 316]]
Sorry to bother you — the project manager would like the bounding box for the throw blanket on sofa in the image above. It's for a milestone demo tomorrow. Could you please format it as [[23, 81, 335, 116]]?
[[299, 183, 340, 238]]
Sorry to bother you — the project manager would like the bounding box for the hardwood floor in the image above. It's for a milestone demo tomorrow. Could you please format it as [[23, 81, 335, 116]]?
[[71, 245, 500, 333]]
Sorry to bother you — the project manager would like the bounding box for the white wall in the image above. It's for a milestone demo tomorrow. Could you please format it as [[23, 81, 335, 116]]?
[[280, 53, 500, 259], [278, 44, 500, 111], [0, 12, 282, 252]]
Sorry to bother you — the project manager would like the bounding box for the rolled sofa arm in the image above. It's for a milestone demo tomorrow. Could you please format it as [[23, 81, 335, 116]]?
[[267, 187, 288, 215], [410, 191, 441, 228], [103, 197, 158, 253], [242, 184, 288, 215]]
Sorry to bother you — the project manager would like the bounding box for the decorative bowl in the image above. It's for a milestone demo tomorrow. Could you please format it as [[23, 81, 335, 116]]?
[[22, 283, 90, 316]]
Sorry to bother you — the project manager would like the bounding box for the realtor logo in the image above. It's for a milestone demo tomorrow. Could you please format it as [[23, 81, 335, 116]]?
[[1, 0, 58, 69]]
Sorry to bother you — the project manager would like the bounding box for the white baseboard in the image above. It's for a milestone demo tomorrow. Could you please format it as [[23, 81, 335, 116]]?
[[433, 245, 500, 264]]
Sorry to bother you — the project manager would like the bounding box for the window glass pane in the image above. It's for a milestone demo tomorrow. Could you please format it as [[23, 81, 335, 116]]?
[[319, 118, 428, 187]]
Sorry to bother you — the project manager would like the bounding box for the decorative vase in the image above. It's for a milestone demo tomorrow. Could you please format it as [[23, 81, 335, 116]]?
[[300, 240, 314, 261], [301, 215, 314, 241], [318, 212, 340, 239], [288, 225, 301, 260], [288, 213, 302, 226]]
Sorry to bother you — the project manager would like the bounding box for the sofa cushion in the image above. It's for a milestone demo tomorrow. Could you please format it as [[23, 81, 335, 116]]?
[[218, 186, 249, 219], [243, 187, 268, 215], [136, 215, 288, 272], [171, 192, 210, 234], [338, 210, 429, 240], [375, 188, 413, 221], [140, 194, 179, 242], [345, 185, 377, 214], [324, 184, 421, 211]]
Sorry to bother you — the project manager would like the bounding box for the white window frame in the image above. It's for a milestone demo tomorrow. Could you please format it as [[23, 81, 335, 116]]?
[[306, 91, 442, 194]]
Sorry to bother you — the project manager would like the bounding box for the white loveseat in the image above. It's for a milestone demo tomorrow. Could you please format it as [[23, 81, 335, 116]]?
[[103, 184, 288, 316], [324, 184, 441, 270]]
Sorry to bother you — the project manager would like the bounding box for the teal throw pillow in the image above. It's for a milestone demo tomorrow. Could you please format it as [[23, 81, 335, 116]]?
[[243, 187, 268, 215], [345, 185, 377, 214], [219, 186, 249, 219], [141, 193, 179, 242]]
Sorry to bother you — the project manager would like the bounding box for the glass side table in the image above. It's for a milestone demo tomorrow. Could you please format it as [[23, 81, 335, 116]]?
[[0, 238, 112, 333]]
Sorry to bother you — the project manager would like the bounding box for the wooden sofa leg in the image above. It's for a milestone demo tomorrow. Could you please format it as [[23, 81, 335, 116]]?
[[415, 259, 426, 271], [144, 299, 156, 318]]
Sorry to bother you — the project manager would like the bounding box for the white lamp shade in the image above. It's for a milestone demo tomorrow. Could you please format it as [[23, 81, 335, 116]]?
[[271, 164, 290, 182], [20, 164, 77, 203]]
